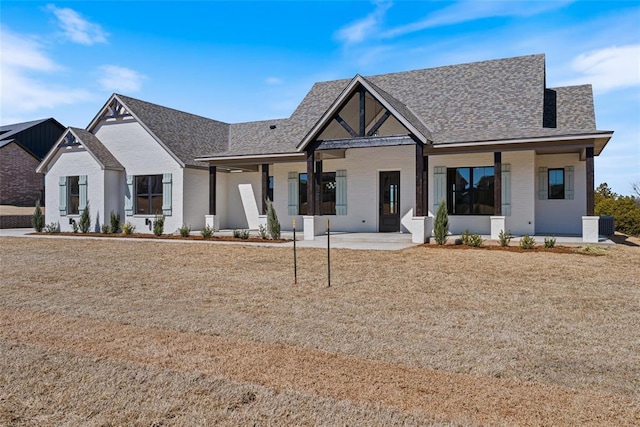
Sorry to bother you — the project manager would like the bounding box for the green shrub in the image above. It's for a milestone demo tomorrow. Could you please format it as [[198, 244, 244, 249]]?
[[72, 220, 79, 233], [596, 195, 640, 236], [152, 214, 165, 236], [201, 224, 214, 238], [433, 200, 449, 245], [122, 221, 135, 235], [32, 202, 44, 232], [110, 211, 120, 234], [498, 229, 512, 247], [519, 234, 536, 249], [544, 236, 556, 248], [266, 199, 281, 239], [179, 224, 191, 237], [79, 202, 91, 233], [44, 222, 60, 233], [257, 224, 268, 239], [461, 229, 471, 245], [467, 233, 484, 247], [100, 224, 110, 234], [233, 229, 250, 239]]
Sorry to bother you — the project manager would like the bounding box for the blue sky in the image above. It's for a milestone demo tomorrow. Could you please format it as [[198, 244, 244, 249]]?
[[1, 0, 638, 195]]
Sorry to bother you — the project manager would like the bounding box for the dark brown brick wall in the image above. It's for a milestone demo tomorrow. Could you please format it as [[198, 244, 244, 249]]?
[[0, 215, 32, 229], [0, 142, 44, 207]]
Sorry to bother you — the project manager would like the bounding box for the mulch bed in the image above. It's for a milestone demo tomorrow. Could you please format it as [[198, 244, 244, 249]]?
[[424, 242, 604, 255], [30, 232, 290, 243]]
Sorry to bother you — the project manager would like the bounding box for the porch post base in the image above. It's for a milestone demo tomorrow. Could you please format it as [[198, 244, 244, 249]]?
[[490, 216, 506, 240], [411, 216, 432, 244], [303, 216, 328, 240], [205, 215, 220, 232], [582, 216, 599, 243]]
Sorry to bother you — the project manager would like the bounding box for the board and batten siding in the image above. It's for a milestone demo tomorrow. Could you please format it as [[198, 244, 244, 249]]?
[[535, 152, 586, 235], [93, 119, 186, 234], [42, 147, 110, 232]]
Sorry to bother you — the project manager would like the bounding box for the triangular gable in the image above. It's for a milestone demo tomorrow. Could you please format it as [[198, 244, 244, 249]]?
[[37, 127, 124, 173], [296, 75, 433, 151], [86, 93, 187, 168]]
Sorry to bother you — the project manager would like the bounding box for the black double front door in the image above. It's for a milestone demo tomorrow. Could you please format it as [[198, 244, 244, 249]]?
[[379, 171, 400, 232]]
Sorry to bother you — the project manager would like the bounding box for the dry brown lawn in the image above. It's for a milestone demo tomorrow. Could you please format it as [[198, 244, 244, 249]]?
[[1, 236, 638, 426]]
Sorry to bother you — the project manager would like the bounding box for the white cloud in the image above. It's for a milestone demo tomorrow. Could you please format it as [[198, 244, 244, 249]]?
[[98, 65, 146, 93], [265, 76, 283, 85], [560, 45, 640, 93], [382, 0, 574, 38], [0, 27, 92, 118], [335, 0, 392, 45], [47, 4, 108, 45]]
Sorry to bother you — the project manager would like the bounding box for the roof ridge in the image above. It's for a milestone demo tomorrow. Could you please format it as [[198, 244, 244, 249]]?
[[116, 94, 230, 126]]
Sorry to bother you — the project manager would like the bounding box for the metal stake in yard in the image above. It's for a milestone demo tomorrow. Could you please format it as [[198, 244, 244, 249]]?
[[327, 219, 331, 287], [293, 217, 297, 285]]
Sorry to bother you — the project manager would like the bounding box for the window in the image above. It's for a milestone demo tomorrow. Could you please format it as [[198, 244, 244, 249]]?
[[322, 172, 336, 215], [268, 176, 274, 202], [298, 173, 308, 215], [548, 168, 565, 199], [135, 175, 163, 214], [297, 172, 337, 215], [67, 176, 80, 215], [447, 167, 494, 215]]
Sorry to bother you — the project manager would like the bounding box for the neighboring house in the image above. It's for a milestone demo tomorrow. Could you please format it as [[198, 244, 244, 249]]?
[[38, 54, 613, 242], [0, 118, 65, 206]]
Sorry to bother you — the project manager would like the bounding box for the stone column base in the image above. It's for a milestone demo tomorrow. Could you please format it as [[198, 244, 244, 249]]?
[[303, 216, 328, 240], [411, 216, 433, 244], [205, 215, 220, 232], [490, 216, 506, 240], [582, 216, 599, 243]]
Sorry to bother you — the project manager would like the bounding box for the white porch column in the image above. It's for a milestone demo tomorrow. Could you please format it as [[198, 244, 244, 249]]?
[[490, 216, 506, 240], [411, 216, 433, 244], [205, 215, 220, 231], [303, 216, 328, 240], [582, 216, 599, 243]]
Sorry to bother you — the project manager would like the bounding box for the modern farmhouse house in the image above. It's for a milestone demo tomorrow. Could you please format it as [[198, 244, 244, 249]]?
[[37, 54, 613, 242]]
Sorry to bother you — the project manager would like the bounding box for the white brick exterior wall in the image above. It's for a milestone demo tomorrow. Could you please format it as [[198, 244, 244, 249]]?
[[535, 152, 586, 235]]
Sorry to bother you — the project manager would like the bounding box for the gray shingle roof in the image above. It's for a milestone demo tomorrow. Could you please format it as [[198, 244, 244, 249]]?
[[116, 94, 229, 167], [106, 54, 606, 161], [70, 127, 124, 170]]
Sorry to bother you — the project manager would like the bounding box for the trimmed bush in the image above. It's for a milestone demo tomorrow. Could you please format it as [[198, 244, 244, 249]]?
[[201, 224, 214, 238], [101, 224, 110, 234], [544, 236, 556, 248], [519, 234, 536, 249], [257, 224, 268, 239], [153, 215, 165, 236], [179, 224, 191, 237], [44, 222, 60, 233], [233, 229, 250, 239], [122, 221, 135, 235], [498, 229, 512, 247]]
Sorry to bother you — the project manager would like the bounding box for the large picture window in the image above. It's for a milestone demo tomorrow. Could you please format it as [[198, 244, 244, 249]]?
[[135, 175, 163, 215], [548, 168, 565, 199], [67, 176, 80, 215], [298, 172, 337, 215], [447, 167, 494, 215]]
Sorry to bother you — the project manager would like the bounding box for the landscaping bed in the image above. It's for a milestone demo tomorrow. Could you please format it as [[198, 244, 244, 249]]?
[[29, 231, 290, 243]]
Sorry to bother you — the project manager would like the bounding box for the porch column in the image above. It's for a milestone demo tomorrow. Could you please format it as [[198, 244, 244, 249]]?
[[494, 152, 502, 216], [261, 163, 269, 214], [415, 143, 427, 216], [208, 165, 216, 215], [306, 148, 315, 216], [315, 160, 323, 215], [586, 147, 595, 216]]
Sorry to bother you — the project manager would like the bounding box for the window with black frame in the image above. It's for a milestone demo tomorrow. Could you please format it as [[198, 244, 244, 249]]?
[[135, 175, 163, 214], [548, 168, 565, 199], [298, 172, 337, 215], [447, 167, 494, 215], [268, 176, 274, 202], [298, 173, 308, 215], [67, 176, 80, 215]]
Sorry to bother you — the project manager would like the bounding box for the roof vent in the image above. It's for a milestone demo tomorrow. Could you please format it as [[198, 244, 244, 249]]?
[[269, 125, 276, 130]]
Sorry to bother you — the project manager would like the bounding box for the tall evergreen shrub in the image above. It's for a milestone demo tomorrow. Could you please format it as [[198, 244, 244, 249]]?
[[433, 200, 449, 245], [266, 199, 281, 239], [32, 201, 44, 232], [79, 202, 91, 233]]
